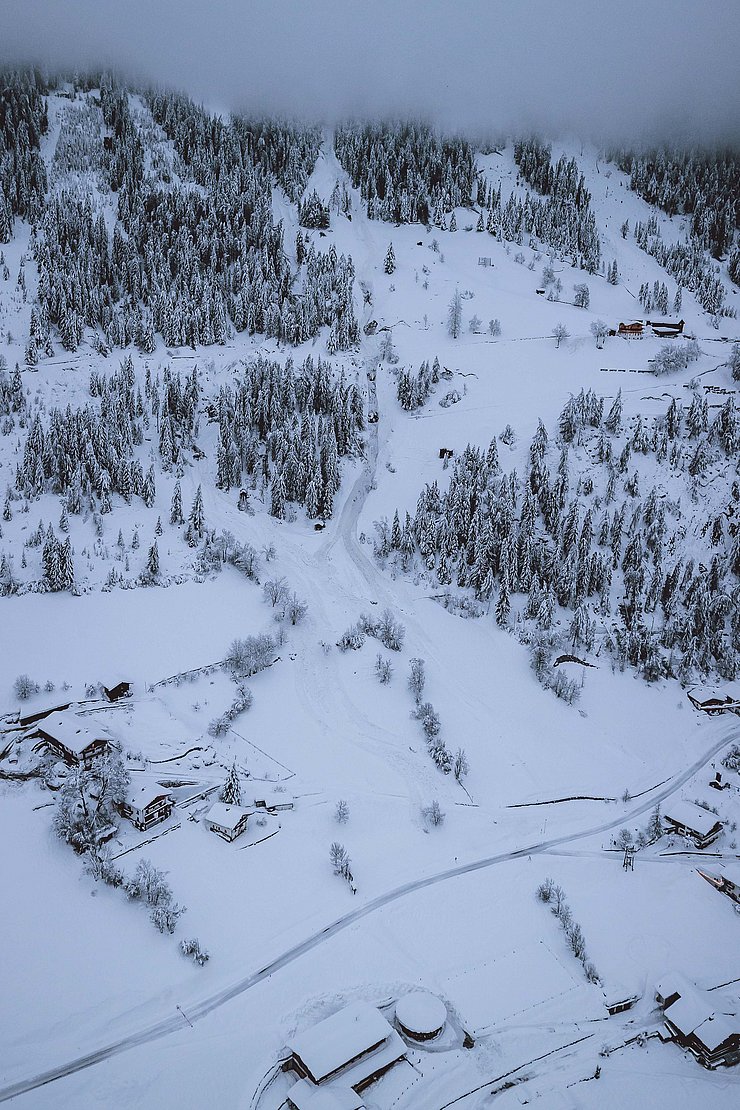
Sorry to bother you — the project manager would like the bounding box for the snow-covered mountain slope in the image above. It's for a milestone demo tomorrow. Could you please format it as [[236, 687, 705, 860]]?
[[1, 81, 740, 1110]]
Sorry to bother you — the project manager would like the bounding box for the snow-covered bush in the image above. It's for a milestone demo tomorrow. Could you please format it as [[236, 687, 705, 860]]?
[[360, 608, 405, 651], [338, 622, 366, 651], [536, 877, 555, 903], [374, 653, 392, 683], [422, 800, 445, 826], [653, 339, 700, 376], [208, 714, 231, 738], [408, 657, 426, 703], [453, 748, 470, 781], [335, 800, 350, 824], [225, 634, 275, 678], [180, 937, 209, 966], [414, 701, 441, 739], [151, 902, 186, 934]]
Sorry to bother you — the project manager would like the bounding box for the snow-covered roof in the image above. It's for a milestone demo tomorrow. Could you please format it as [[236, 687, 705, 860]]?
[[688, 686, 739, 705], [663, 800, 722, 837], [692, 1013, 738, 1052], [127, 781, 174, 807], [665, 987, 714, 1035], [286, 1002, 395, 1084], [18, 696, 72, 723], [395, 991, 446, 1035], [36, 712, 111, 755], [287, 1079, 364, 1110], [603, 980, 642, 1008], [205, 801, 251, 829]]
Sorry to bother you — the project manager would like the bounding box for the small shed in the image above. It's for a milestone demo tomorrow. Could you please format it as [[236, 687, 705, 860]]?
[[103, 681, 132, 702], [603, 982, 641, 1016], [662, 801, 723, 849], [204, 801, 252, 842], [119, 784, 175, 831], [254, 791, 294, 813], [31, 712, 113, 767]]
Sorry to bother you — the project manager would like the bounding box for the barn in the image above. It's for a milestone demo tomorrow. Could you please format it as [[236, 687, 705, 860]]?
[[659, 979, 740, 1068], [283, 1002, 406, 1093], [103, 681, 132, 702], [31, 712, 113, 767]]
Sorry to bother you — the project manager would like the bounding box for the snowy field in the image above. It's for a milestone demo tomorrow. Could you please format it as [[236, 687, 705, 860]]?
[[1, 83, 739, 1109]]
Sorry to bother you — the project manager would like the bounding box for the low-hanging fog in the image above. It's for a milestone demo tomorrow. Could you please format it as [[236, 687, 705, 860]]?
[[1, 0, 739, 145]]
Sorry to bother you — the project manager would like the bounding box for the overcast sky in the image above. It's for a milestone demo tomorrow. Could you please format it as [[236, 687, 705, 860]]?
[[1, 0, 739, 144]]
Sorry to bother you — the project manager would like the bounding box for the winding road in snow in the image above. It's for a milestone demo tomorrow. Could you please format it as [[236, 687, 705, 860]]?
[[1, 687, 736, 1101], [3, 258, 738, 1103]]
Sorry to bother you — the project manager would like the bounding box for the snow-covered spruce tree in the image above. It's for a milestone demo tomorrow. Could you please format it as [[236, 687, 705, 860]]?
[[220, 763, 241, 805], [384, 242, 396, 275], [448, 289, 463, 339], [186, 485, 206, 547]]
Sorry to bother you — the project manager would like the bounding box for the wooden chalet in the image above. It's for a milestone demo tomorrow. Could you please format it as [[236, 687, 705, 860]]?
[[204, 801, 252, 842], [697, 867, 740, 905], [103, 681, 132, 702], [119, 783, 175, 831], [662, 800, 723, 849], [31, 712, 113, 767], [617, 321, 644, 338], [283, 1002, 406, 1095], [687, 687, 740, 716], [658, 979, 740, 1068]]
